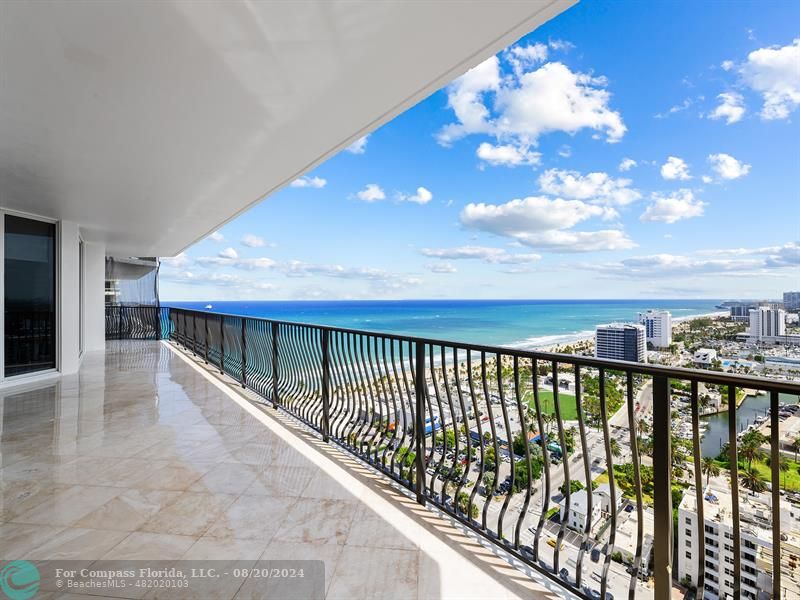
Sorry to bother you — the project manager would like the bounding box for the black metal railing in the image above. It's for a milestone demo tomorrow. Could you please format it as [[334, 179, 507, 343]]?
[[105, 305, 169, 340], [109, 305, 800, 599]]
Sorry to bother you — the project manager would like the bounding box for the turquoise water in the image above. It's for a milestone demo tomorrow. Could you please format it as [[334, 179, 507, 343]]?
[[164, 299, 722, 348]]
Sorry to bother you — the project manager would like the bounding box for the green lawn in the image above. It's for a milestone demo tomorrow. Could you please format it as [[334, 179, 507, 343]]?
[[715, 456, 800, 493], [522, 390, 578, 421]]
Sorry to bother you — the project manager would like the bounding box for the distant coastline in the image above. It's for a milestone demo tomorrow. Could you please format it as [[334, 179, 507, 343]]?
[[163, 299, 725, 350]]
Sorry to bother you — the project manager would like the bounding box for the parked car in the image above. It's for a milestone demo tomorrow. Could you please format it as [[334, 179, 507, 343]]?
[[590, 548, 601, 562]]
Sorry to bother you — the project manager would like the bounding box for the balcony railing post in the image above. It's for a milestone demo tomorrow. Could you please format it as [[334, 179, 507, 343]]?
[[240, 317, 247, 388], [192, 313, 197, 355], [204, 315, 208, 364], [271, 321, 279, 409], [414, 341, 426, 506], [219, 315, 225, 375], [652, 374, 672, 600], [118, 305, 123, 340], [321, 329, 330, 442]]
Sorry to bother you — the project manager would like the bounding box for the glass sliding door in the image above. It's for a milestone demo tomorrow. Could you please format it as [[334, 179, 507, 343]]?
[[4, 215, 57, 376]]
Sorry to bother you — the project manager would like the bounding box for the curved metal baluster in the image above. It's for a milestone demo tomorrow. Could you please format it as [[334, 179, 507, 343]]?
[[512, 356, 533, 550], [353, 334, 374, 456], [389, 340, 406, 474], [379, 337, 399, 469], [398, 340, 416, 484], [343, 332, 363, 449], [428, 345, 448, 497], [365, 335, 384, 463], [480, 352, 500, 533], [599, 368, 618, 600], [553, 361, 571, 574], [440, 345, 460, 508], [531, 358, 551, 562], [689, 380, 705, 595], [453, 347, 472, 514], [624, 372, 644, 597], [467, 351, 486, 523], [574, 364, 592, 587], [496, 354, 516, 541]]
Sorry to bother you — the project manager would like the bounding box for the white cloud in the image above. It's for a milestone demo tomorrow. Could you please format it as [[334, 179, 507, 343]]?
[[708, 153, 751, 180], [196, 256, 276, 270], [655, 97, 693, 118], [504, 42, 548, 76], [460, 196, 632, 252], [740, 39, 800, 120], [618, 158, 637, 172], [241, 234, 266, 248], [640, 189, 705, 224], [420, 246, 540, 264], [557, 145, 572, 158], [708, 92, 746, 124], [290, 176, 327, 188], [538, 168, 641, 206], [161, 252, 193, 269], [427, 262, 457, 274], [346, 135, 369, 154], [219, 247, 238, 259], [721, 60, 735, 71], [660, 156, 692, 180], [702, 175, 713, 184], [437, 56, 625, 149], [208, 231, 224, 242], [476, 142, 541, 167], [398, 187, 433, 205], [548, 39, 575, 52], [355, 184, 386, 202]]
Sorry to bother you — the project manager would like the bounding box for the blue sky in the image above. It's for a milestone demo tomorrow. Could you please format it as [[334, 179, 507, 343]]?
[[160, 0, 799, 301]]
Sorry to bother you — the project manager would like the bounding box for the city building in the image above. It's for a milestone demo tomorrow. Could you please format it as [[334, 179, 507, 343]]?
[[693, 348, 718, 367], [638, 309, 673, 348], [749, 306, 786, 340], [678, 484, 800, 599], [785, 291, 800, 312], [728, 302, 758, 322], [595, 323, 647, 362], [558, 483, 621, 534]]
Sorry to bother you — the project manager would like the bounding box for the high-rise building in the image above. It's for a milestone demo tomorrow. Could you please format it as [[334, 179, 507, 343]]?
[[678, 484, 800, 599], [729, 302, 757, 321], [637, 309, 672, 348], [749, 306, 786, 340], [784, 291, 800, 312], [595, 323, 646, 362]]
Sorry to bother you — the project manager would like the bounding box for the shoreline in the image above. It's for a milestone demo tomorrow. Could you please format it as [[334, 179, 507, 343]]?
[[511, 310, 729, 354]]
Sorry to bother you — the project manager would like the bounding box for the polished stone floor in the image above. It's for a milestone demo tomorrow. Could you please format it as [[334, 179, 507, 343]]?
[[0, 341, 562, 600]]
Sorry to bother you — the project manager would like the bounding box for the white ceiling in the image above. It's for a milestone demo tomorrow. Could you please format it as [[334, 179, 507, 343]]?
[[0, 0, 574, 256]]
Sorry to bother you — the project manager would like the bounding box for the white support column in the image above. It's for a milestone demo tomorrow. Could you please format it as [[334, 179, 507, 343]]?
[[83, 241, 106, 352], [59, 220, 80, 374]]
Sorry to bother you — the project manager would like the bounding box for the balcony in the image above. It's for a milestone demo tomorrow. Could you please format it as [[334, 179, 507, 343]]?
[[5, 305, 797, 599]]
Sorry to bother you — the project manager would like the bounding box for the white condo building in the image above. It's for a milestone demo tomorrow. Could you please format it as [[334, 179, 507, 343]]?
[[595, 323, 647, 362], [749, 307, 786, 340], [638, 309, 672, 348], [678, 484, 800, 599]]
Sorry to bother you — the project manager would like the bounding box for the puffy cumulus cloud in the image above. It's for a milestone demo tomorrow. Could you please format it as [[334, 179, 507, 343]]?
[[436, 53, 625, 150], [504, 42, 548, 76], [584, 242, 800, 278], [196, 256, 276, 271], [640, 189, 705, 224], [537, 168, 641, 206], [708, 92, 746, 125], [618, 158, 637, 172], [346, 135, 369, 154], [740, 39, 800, 120], [397, 187, 433, 205], [708, 153, 751, 180], [660, 156, 691, 181], [420, 245, 540, 264], [160, 252, 193, 269], [355, 184, 386, 202], [290, 176, 327, 188], [241, 234, 266, 248], [426, 262, 457, 274], [476, 142, 541, 167], [219, 247, 238, 259], [460, 196, 632, 252], [207, 231, 224, 242]]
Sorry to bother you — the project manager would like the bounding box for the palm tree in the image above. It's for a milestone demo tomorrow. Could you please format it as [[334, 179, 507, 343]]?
[[740, 468, 767, 495], [793, 436, 800, 462], [739, 441, 765, 471], [766, 455, 790, 490], [701, 457, 720, 486], [609, 437, 622, 459]]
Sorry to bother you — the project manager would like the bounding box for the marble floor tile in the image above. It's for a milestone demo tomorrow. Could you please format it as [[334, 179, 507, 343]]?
[[11, 484, 123, 526], [139, 491, 238, 537], [74, 489, 183, 531]]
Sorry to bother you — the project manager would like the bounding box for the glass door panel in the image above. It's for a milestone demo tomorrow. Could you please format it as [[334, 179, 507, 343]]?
[[4, 215, 56, 376]]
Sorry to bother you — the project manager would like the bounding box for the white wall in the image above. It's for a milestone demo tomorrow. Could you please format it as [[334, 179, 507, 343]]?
[[59, 220, 80, 375], [82, 241, 106, 352]]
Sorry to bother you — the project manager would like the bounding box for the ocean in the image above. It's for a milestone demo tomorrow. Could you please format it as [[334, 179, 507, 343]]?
[[163, 299, 722, 349]]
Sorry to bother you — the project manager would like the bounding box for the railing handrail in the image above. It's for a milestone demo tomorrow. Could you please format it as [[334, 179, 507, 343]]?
[[165, 306, 800, 394]]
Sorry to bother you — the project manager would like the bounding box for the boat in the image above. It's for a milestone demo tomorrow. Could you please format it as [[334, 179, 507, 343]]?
[[205, 304, 213, 309]]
